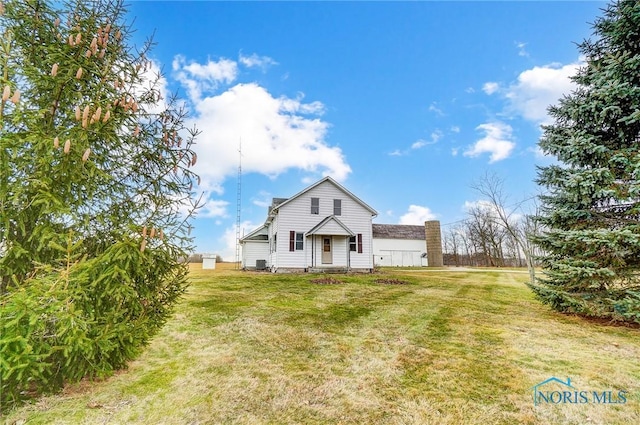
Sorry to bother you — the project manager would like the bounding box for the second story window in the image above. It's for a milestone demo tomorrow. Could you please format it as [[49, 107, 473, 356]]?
[[333, 199, 341, 216], [311, 197, 319, 214]]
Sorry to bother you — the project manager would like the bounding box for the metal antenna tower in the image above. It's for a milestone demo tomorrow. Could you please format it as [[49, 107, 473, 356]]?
[[234, 139, 242, 269]]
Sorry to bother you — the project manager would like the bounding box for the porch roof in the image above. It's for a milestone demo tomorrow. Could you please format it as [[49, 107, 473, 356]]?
[[239, 224, 268, 242], [306, 215, 355, 237]]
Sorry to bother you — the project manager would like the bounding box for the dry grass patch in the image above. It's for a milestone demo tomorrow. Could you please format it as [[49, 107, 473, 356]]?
[[3, 263, 639, 424], [375, 278, 410, 285], [310, 277, 345, 285]]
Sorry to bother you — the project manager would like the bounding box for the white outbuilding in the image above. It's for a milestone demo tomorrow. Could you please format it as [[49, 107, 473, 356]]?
[[202, 253, 217, 270], [372, 224, 427, 267]]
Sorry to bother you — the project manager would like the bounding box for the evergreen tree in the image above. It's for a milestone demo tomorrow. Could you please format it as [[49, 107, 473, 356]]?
[[531, 0, 640, 324], [0, 0, 200, 408]]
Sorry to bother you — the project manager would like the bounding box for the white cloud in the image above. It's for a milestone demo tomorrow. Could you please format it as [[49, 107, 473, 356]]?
[[128, 59, 171, 116], [463, 199, 523, 223], [252, 191, 272, 208], [428, 102, 444, 116], [463, 199, 495, 212], [515, 41, 529, 57], [411, 140, 426, 150], [179, 77, 350, 194], [464, 121, 515, 163], [450, 126, 460, 134], [198, 199, 229, 218], [393, 133, 440, 156], [219, 220, 261, 261], [280, 92, 325, 115], [239, 52, 278, 70], [505, 61, 581, 124], [482, 82, 500, 95], [172, 55, 238, 100], [399, 205, 437, 225], [430, 130, 443, 143], [170, 54, 351, 212], [451, 147, 459, 156]]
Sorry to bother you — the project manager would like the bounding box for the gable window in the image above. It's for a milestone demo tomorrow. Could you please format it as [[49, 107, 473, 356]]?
[[289, 231, 304, 251], [333, 199, 342, 216], [311, 197, 319, 214], [349, 236, 357, 252]]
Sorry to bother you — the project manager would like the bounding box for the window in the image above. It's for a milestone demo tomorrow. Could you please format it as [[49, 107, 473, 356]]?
[[350, 234, 363, 253], [272, 233, 277, 252], [289, 231, 304, 251], [333, 199, 341, 216], [311, 197, 319, 214]]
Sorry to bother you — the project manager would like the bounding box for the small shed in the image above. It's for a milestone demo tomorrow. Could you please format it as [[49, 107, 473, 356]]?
[[202, 254, 217, 270]]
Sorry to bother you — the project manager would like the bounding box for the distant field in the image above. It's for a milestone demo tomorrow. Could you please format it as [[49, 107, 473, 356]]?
[[4, 263, 639, 424]]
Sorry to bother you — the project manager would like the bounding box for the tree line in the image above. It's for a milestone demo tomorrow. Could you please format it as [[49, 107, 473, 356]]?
[[441, 173, 543, 285]]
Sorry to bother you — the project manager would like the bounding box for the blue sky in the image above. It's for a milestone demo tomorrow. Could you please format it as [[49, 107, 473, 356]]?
[[126, 1, 606, 259]]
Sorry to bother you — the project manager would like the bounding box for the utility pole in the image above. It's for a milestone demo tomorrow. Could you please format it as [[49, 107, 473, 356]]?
[[235, 139, 242, 269]]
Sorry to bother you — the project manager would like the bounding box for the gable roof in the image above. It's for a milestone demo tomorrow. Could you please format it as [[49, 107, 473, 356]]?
[[306, 215, 355, 236], [372, 224, 425, 240], [271, 176, 378, 217], [239, 224, 268, 243]]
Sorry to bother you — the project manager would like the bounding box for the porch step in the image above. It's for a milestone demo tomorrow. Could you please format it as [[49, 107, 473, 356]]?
[[308, 267, 348, 274]]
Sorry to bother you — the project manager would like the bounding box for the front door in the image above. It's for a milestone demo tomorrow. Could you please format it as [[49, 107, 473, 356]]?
[[322, 237, 332, 264]]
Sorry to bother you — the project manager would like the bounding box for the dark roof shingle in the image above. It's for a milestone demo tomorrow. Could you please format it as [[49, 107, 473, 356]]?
[[372, 224, 425, 240]]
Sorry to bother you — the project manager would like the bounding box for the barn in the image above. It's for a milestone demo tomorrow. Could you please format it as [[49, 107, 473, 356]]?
[[372, 224, 427, 267]]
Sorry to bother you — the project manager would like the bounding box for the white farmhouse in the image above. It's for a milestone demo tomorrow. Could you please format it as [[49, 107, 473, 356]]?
[[241, 176, 377, 272], [240, 177, 443, 272]]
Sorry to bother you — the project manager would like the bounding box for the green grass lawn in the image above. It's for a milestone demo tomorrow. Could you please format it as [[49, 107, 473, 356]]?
[[4, 264, 639, 424]]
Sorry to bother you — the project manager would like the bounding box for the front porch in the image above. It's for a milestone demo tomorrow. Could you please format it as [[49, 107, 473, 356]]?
[[306, 215, 355, 270]]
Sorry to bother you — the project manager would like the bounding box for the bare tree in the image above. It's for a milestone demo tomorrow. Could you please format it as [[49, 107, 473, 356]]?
[[470, 172, 538, 283]]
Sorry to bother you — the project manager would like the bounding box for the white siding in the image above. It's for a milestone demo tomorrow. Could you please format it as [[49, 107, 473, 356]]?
[[203, 257, 216, 269], [267, 216, 279, 270], [242, 241, 269, 269], [309, 235, 350, 267], [372, 238, 427, 267], [273, 180, 374, 270], [311, 218, 352, 236]]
